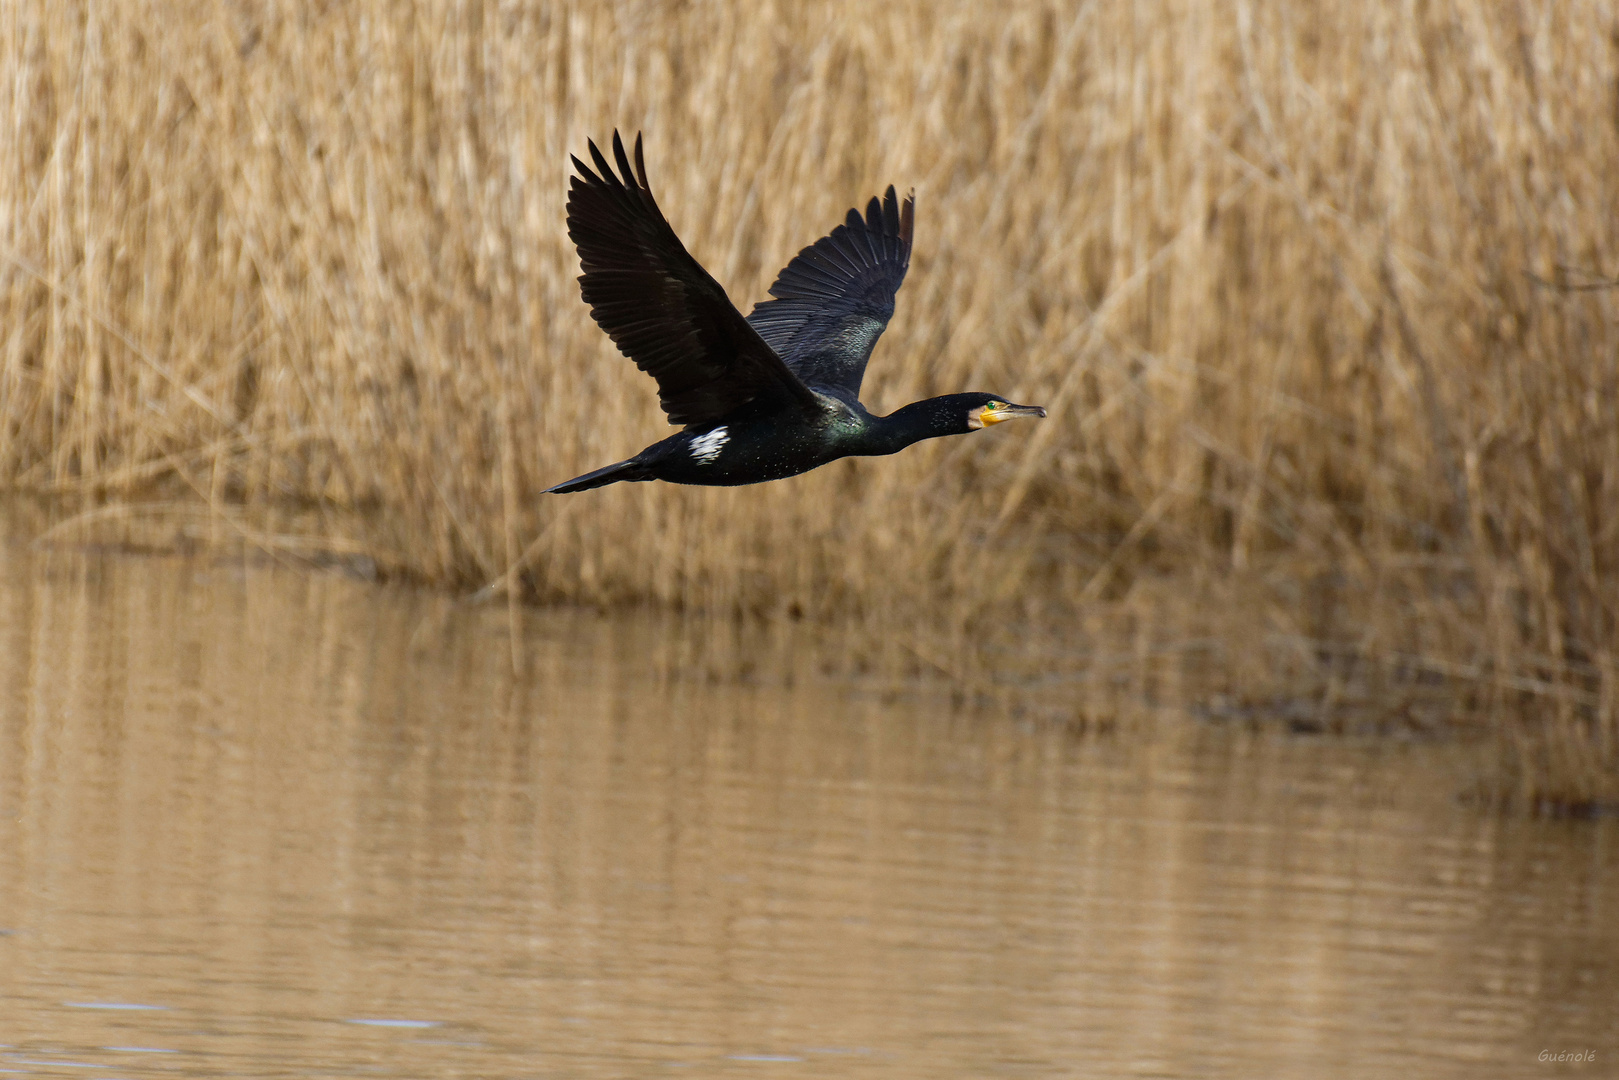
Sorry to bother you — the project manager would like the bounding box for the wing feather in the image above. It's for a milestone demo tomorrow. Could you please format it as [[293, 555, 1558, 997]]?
[[745, 186, 914, 399], [567, 131, 819, 427]]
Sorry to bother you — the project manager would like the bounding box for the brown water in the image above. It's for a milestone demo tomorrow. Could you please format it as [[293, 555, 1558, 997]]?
[[0, 541, 1614, 1079]]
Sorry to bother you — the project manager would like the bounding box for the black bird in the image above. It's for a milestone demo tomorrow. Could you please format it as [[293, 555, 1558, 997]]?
[[546, 132, 1046, 494]]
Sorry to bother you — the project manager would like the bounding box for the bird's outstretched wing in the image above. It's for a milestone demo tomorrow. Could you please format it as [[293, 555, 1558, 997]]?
[[567, 132, 821, 427], [745, 186, 913, 400]]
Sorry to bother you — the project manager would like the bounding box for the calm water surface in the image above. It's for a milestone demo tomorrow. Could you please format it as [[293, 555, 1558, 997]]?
[[0, 542, 1614, 1078]]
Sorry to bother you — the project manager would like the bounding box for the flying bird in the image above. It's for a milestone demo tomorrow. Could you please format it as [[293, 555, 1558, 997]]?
[[546, 132, 1045, 494]]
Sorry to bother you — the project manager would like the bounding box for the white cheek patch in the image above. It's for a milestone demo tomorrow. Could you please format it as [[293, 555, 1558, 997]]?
[[690, 426, 729, 464]]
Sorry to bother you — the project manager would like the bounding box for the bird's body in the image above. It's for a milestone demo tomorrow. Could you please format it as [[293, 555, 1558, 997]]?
[[547, 132, 1044, 494]]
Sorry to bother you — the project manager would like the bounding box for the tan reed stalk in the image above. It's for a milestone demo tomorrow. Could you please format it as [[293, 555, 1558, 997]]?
[[0, 0, 1614, 804]]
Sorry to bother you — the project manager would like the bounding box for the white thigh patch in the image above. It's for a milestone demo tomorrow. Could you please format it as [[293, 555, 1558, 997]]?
[[689, 426, 729, 464]]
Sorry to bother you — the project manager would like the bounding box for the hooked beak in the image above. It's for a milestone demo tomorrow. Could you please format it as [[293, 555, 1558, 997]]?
[[980, 402, 1048, 425]]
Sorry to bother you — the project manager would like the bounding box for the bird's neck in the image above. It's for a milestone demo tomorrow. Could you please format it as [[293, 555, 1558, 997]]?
[[858, 397, 966, 456]]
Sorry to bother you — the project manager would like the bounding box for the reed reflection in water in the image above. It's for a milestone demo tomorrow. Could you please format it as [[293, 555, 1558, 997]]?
[[0, 542, 1614, 1078]]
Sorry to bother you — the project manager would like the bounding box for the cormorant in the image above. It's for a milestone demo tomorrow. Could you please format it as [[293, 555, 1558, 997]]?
[[546, 132, 1046, 494]]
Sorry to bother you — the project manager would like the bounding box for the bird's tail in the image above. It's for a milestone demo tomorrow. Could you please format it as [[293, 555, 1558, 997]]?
[[544, 457, 651, 493]]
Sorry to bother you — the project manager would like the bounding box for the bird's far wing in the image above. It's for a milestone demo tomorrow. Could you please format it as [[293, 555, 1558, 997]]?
[[745, 186, 913, 399], [567, 132, 821, 427]]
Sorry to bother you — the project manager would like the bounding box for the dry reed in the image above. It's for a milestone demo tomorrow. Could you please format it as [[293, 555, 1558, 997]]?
[[0, 0, 1615, 804]]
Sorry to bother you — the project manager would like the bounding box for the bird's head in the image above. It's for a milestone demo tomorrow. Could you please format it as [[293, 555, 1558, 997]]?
[[878, 392, 1048, 453], [960, 393, 1048, 431]]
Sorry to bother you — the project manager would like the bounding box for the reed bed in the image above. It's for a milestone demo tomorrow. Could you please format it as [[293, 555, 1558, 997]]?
[[1, 0, 1615, 805]]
